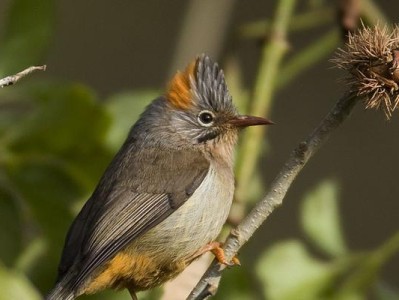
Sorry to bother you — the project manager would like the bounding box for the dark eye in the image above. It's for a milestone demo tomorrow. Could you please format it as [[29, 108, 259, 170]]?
[[197, 110, 215, 127]]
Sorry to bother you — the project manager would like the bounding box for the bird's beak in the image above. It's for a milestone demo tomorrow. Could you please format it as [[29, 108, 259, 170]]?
[[229, 115, 274, 127]]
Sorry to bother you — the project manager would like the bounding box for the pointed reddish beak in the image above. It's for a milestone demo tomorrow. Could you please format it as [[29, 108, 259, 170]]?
[[229, 115, 274, 127]]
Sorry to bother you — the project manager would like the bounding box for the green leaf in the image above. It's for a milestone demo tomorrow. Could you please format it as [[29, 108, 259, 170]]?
[[77, 287, 163, 300], [0, 88, 33, 138], [374, 282, 399, 300], [105, 90, 159, 150], [0, 262, 42, 300], [79, 289, 132, 300], [9, 83, 109, 153], [1, 82, 115, 292], [6, 161, 80, 292], [301, 180, 347, 257], [7, 83, 112, 190], [0, 177, 23, 266], [137, 287, 163, 300], [215, 262, 256, 300], [0, 0, 55, 75], [256, 240, 336, 300], [327, 292, 363, 300], [14, 237, 47, 274], [339, 232, 399, 296]]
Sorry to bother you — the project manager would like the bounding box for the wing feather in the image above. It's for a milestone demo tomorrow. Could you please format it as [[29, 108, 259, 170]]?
[[74, 191, 172, 287], [56, 138, 209, 292]]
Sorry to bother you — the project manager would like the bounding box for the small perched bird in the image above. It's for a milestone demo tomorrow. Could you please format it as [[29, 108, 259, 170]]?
[[46, 55, 273, 300]]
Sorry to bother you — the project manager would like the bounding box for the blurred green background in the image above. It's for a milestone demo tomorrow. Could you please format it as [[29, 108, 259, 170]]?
[[0, 1, 398, 299]]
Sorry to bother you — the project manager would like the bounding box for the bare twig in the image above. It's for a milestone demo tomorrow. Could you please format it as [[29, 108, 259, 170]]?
[[0, 65, 46, 88], [187, 92, 358, 299]]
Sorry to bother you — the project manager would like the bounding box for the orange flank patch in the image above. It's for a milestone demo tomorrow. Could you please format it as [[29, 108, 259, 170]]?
[[166, 60, 196, 110], [83, 252, 132, 294], [83, 251, 186, 294]]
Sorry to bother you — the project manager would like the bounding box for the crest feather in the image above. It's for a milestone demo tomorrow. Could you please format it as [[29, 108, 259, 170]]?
[[192, 55, 234, 113], [166, 60, 196, 109], [166, 55, 234, 113]]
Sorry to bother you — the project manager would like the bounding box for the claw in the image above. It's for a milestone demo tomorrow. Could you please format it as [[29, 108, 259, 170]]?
[[232, 256, 241, 266], [195, 241, 240, 266]]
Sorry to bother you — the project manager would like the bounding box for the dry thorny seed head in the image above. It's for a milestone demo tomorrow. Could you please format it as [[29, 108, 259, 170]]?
[[332, 24, 399, 119]]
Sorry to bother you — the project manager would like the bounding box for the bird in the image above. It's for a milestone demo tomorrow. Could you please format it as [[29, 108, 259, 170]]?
[[46, 55, 273, 300]]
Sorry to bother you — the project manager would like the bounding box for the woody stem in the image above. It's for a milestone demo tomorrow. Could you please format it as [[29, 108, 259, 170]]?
[[0, 65, 46, 88]]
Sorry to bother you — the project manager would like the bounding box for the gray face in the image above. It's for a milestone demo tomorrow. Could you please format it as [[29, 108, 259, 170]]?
[[169, 104, 238, 146], [169, 55, 239, 146], [129, 55, 239, 154]]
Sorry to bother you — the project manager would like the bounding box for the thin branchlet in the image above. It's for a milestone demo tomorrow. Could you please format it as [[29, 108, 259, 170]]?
[[0, 65, 46, 88]]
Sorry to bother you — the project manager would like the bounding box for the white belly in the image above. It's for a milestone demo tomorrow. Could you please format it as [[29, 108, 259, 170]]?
[[136, 163, 234, 261]]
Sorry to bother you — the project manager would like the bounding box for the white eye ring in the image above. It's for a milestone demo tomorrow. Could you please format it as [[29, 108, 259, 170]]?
[[197, 110, 215, 127]]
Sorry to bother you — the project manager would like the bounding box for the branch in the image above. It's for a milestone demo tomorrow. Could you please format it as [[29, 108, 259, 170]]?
[[238, 6, 334, 39], [235, 0, 296, 203], [187, 92, 359, 299], [0, 65, 46, 88]]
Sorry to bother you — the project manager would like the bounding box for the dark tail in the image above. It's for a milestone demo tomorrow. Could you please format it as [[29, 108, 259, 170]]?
[[46, 277, 75, 300]]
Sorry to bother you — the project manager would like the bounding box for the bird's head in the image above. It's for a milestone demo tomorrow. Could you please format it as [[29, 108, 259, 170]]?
[[133, 55, 273, 162]]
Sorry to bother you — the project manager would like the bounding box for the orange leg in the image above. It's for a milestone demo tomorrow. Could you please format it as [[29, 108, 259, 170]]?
[[194, 241, 241, 266]]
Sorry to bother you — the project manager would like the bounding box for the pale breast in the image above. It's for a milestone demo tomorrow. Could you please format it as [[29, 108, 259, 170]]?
[[133, 162, 234, 262]]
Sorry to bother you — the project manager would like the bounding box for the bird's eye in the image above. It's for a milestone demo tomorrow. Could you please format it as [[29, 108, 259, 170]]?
[[197, 110, 215, 127]]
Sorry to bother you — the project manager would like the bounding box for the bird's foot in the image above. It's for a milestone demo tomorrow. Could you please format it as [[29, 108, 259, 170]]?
[[197, 241, 240, 266]]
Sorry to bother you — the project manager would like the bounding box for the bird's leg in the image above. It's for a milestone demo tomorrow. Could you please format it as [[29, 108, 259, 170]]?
[[193, 241, 241, 266], [128, 287, 138, 300]]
